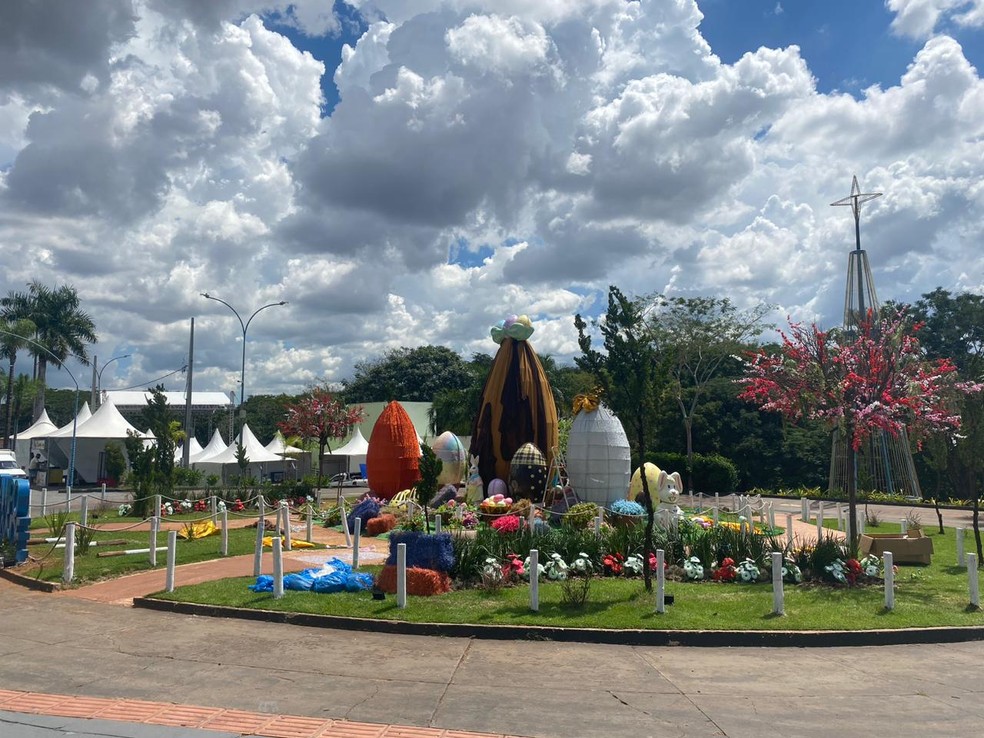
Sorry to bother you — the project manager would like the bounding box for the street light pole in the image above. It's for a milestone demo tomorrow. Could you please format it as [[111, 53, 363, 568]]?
[[94, 354, 131, 407], [200, 293, 287, 426], [0, 329, 80, 490]]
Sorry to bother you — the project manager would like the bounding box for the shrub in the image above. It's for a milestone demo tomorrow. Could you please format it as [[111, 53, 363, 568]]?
[[564, 502, 599, 529], [643, 452, 738, 494]]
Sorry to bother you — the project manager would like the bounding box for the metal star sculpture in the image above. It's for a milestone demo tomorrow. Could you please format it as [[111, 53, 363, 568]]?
[[831, 175, 882, 251]]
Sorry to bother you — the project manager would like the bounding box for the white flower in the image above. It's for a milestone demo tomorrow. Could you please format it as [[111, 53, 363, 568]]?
[[570, 552, 593, 575], [217, 500, 226, 510], [736, 558, 760, 583], [543, 552, 569, 580], [117, 504, 131, 517], [522, 556, 546, 580], [683, 556, 704, 580], [624, 555, 644, 575]]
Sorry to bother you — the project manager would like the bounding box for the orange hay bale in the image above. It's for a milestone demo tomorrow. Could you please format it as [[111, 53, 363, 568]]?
[[376, 565, 452, 596], [365, 514, 397, 536], [366, 401, 421, 500]]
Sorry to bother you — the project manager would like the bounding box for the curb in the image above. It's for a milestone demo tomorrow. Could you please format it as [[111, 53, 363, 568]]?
[[133, 596, 984, 648], [0, 567, 60, 592]]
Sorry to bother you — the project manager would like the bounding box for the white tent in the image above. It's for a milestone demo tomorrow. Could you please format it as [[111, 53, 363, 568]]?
[[10, 409, 58, 469], [265, 430, 304, 457], [174, 436, 204, 462], [47, 402, 93, 439], [201, 423, 282, 465], [324, 425, 369, 475], [190, 429, 227, 465], [48, 400, 143, 483]]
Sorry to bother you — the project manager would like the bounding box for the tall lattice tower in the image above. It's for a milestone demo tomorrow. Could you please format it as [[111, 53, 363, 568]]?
[[827, 176, 922, 497]]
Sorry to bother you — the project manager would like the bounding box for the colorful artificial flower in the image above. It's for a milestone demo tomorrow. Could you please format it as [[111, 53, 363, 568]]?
[[736, 558, 760, 583], [117, 503, 131, 517], [570, 552, 593, 576], [602, 553, 624, 576], [623, 554, 644, 576], [522, 555, 546, 580], [491, 514, 521, 534], [543, 552, 569, 580], [712, 557, 737, 582], [683, 556, 705, 580]]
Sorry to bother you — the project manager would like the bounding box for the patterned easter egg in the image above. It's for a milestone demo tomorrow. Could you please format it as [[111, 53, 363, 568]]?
[[508, 442, 548, 500], [566, 405, 632, 506], [432, 430, 467, 486]]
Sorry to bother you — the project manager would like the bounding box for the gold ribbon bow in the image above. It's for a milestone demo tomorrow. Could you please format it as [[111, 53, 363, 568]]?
[[572, 389, 603, 415]]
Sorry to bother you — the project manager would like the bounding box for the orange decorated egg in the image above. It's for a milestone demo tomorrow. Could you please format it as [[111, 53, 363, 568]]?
[[366, 401, 421, 499]]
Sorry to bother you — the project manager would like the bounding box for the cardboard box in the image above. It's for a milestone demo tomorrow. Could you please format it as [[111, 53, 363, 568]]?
[[859, 529, 933, 565]]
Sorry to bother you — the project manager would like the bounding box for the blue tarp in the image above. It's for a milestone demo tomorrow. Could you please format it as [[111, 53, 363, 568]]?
[[249, 557, 374, 593]]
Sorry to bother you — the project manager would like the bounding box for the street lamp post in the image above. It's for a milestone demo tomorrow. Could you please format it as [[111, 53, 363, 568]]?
[[200, 293, 287, 424], [0, 329, 80, 490], [92, 354, 131, 407]]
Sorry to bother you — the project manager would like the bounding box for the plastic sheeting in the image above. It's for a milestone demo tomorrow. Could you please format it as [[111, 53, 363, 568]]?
[[248, 557, 373, 593]]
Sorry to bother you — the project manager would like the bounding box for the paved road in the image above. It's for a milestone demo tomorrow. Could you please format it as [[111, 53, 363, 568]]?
[[3, 579, 984, 737]]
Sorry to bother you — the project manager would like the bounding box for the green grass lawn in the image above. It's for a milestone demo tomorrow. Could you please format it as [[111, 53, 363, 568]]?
[[23, 526, 267, 585], [149, 522, 984, 631]]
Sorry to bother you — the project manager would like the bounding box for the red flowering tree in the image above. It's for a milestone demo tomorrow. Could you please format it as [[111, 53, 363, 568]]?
[[739, 310, 980, 546], [279, 386, 365, 487]]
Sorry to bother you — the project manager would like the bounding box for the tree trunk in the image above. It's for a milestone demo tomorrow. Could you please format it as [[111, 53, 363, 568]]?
[[2, 357, 13, 449], [846, 441, 859, 555], [34, 357, 47, 421]]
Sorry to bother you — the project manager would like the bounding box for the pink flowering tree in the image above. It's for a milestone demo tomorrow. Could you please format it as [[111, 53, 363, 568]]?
[[279, 386, 365, 488], [739, 309, 980, 546]]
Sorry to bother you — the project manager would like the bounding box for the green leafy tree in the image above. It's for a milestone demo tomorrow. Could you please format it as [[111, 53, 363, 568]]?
[[125, 386, 183, 516], [576, 286, 664, 592], [648, 296, 771, 492], [1, 282, 98, 419], [909, 288, 984, 560], [428, 352, 493, 435], [0, 317, 36, 447], [343, 345, 472, 402], [417, 443, 443, 534]]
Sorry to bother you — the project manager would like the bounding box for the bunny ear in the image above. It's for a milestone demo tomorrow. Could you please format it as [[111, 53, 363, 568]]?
[[656, 470, 668, 488], [670, 472, 682, 489]]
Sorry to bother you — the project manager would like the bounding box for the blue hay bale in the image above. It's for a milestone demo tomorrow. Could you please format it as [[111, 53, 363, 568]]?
[[347, 497, 381, 533], [385, 531, 455, 573], [249, 575, 274, 592]]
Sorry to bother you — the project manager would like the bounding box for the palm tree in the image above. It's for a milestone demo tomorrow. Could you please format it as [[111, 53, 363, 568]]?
[[0, 317, 37, 447], [1, 282, 98, 420]]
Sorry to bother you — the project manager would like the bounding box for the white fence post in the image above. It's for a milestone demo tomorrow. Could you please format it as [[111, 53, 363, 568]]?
[[221, 509, 228, 556], [435, 513, 443, 535], [258, 494, 265, 523], [656, 549, 666, 614], [166, 530, 177, 593], [816, 501, 824, 541], [353, 519, 361, 570], [149, 516, 159, 567], [594, 513, 602, 536], [772, 551, 784, 615], [272, 537, 284, 599], [101, 483, 107, 504], [210, 495, 217, 525], [786, 514, 794, 547], [800, 497, 808, 522], [306, 506, 313, 543], [968, 553, 980, 608], [529, 549, 539, 612], [957, 528, 966, 567], [40, 488, 47, 517], [340, 498, 352, 547], [283, 505, 292, 551], [397, 542, 407, 609], [66, 486, 72, 512], [900, 518, 907, 536], [884, 551, 895, 611], [80, 495, 89, 527], [712, 505, 719, 525], [63, 522, 75, 584], [153, 494, 161, 517], [253, 519, 264, 577]]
